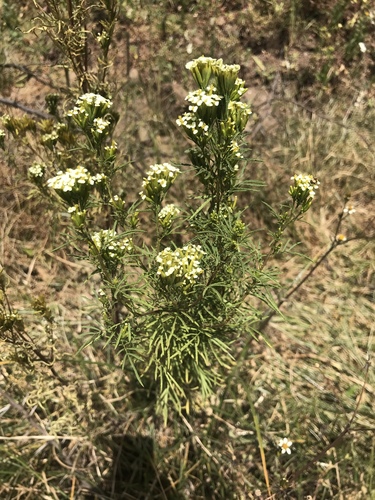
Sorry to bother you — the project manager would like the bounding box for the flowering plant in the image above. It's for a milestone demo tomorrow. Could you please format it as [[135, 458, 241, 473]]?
[[2, 56, 321, 419]]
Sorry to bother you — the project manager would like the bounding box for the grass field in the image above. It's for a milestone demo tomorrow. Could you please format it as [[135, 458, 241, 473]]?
[[0, 1, 374, 498]]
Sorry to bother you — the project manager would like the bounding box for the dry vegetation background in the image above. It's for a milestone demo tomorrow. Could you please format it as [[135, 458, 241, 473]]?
[[0, 0, 374, 499]]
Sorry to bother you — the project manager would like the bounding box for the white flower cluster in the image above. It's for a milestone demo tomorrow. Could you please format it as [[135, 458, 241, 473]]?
[[67, 93, 112, 117], [158, 204, 180, 227], [228, 100, 252, 116], [92, 229, 132, 259], [47, 166, 105, 192], [230, 140, 243, 159], [180, 56, 251, 151], [42, 130, 58, 145], [290, 174, 320, 198], [140, 163, 180, 201], [105, 141, 117, 154], [185, 57, 240, 77], [28, 162, 46, 179], [67, 205, 86, 214], [185, 85, 223, 113], [156, 244, 205, 287], [233, 78, 247, 97], [93, 117, 110, 134], [185, 56, 218, 71], [176, 112, 209, 136], [0, 129, 5, 138]]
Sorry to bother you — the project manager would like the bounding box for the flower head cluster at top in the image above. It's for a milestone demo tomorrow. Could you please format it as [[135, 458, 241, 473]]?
[[140, 163, 180, 205], [156, 244, 205, 290], [289, 174, 320, 212], [91, 229, 133, 261], [47, 165, 105, 206], [176, 56, 251, 147], [67, 93, 113, 138]]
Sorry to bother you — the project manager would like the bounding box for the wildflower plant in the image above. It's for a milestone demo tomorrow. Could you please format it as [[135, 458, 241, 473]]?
[[3, 50, 321, 419]]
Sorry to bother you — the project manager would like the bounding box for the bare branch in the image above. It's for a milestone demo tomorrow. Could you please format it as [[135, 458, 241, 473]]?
[[0, 97, 53, 119]]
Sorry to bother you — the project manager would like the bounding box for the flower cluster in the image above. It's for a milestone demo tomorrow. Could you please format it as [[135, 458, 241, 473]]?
[[140, 163, 180, 205], [228, 101, 252, 132], [28, 162, 46, 184], [185, 57, 240, 92], [41, 123, 68, 150], [67, 205, 87, 227], [176, 113, 209, 139], [67, 93, 113, 134], [229, 140, 243, 159], [289, 174, 320, 211], [158, 204, 180, 228], [185, 85, 223, 112], [47, 165, 105, 206], [93, 117, 110, 134], [96, 30, 109, 47], [67, 93, 113, 117], [91, 229, 132, 260], [177, 56, 251, 166], [156, 244, 205, 289]]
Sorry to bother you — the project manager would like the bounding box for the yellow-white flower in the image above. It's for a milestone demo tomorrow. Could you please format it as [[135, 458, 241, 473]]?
[[278, 437, 293, 454], [359, 42, 367, 53]]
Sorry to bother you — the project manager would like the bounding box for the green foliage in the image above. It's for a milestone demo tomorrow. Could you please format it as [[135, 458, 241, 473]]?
[[0, 3, 320, 417]]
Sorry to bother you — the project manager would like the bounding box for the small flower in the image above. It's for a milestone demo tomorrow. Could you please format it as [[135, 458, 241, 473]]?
[[336, 233, 347, 243], [91, 229, 133, 261], [47, 166, 105, 206], [156, 244, 205, 290], [176, 112, 209, 143], [185, 85, 223, 111], [93, 117, 110, 134], [343, 204, 356, 215], [140, 163, 180, 205], [67, 93, 113, 131], [278, 438, 293, 455], [28, 162, 46, 184], [289, 174, 320, 212], [158, 204, 180, 228], [359, 42, 367, 53]]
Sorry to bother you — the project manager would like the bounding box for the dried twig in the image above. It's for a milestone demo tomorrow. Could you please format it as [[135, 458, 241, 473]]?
[[0, 97, 52, 119]]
